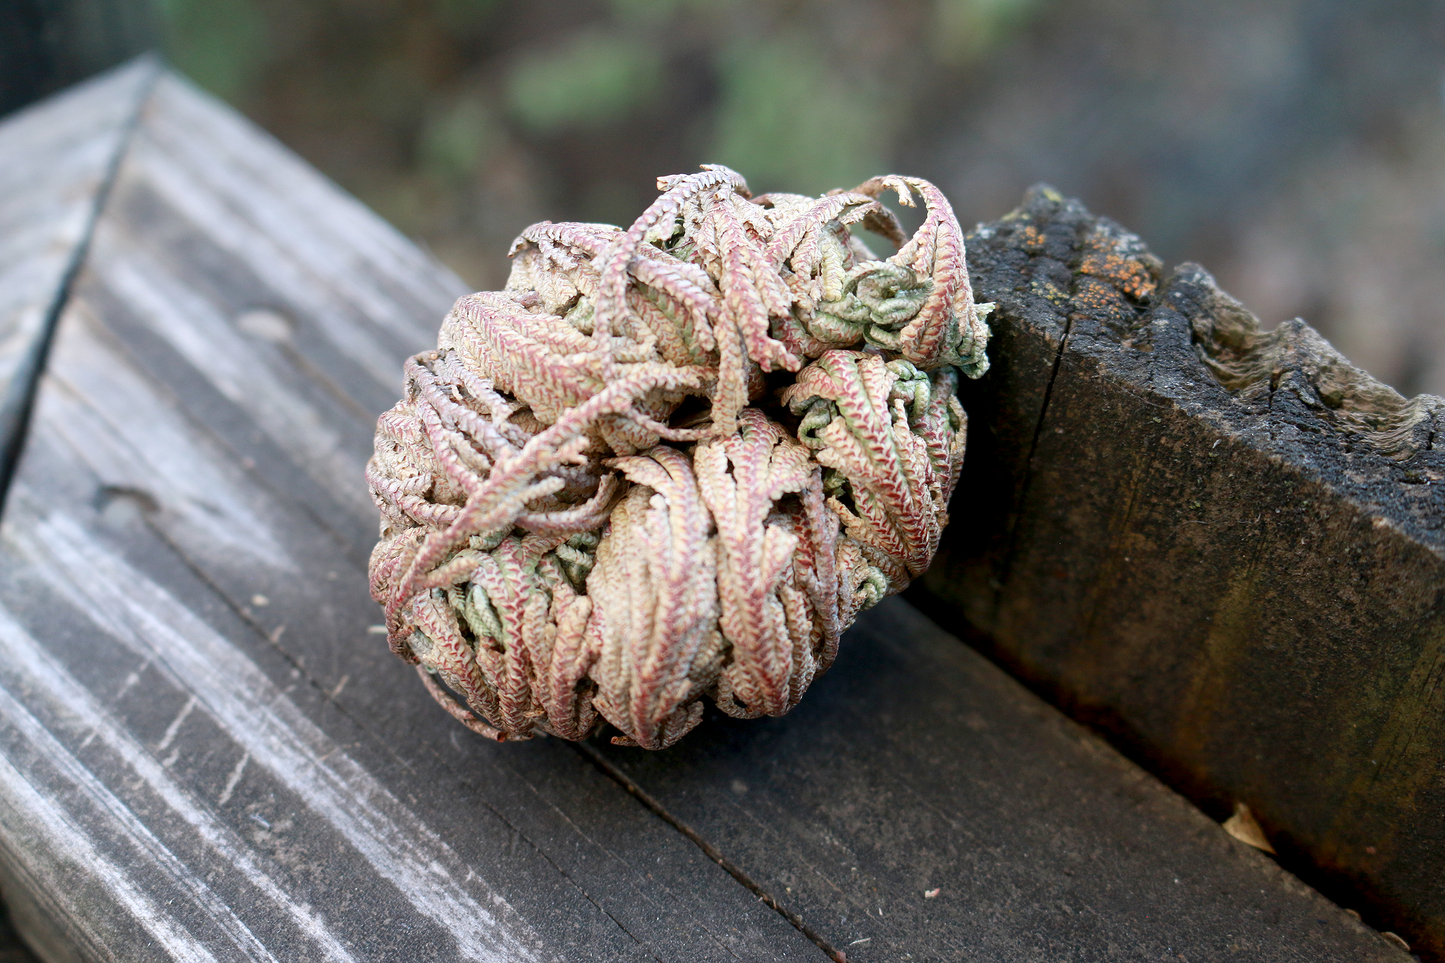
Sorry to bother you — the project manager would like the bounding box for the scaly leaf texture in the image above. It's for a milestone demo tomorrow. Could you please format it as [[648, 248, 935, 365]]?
[[365, 165, 991, 747]]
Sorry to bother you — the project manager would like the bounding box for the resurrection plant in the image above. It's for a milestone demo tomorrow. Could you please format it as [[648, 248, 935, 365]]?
[[367, 165, 992, 748]]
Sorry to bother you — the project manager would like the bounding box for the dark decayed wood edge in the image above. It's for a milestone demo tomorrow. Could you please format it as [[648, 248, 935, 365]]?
[[0, 71, 819, 961], [0, 57, 158, 507], [918, 186, 1445, 959]]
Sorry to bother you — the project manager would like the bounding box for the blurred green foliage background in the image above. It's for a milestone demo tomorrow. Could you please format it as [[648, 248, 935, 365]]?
[[146, 0, 1048, 288], [28, 0, 1445, 397]]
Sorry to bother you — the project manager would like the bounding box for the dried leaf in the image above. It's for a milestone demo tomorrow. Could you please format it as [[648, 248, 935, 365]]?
[[1222, 802, 1277, 854]]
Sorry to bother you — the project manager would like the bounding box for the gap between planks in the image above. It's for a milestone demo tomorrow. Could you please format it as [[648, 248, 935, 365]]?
[[0, 57, 161, 512]]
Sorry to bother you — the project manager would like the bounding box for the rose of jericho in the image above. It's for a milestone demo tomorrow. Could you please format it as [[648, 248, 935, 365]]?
[[366, 166, 991, 748]]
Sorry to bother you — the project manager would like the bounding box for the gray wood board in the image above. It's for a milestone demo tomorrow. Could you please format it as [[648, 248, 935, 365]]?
[[592, 599, 1407, 962], [0, 71, 814, 962], [919, 187, 1445, 958], [0, 58, 157, 490]]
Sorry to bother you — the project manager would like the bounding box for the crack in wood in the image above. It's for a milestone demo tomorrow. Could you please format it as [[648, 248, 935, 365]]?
[[0, 57, 161, 512], [573, 741, 844, 963]]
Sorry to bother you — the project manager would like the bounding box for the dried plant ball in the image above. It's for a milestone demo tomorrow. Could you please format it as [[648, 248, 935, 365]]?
[[366, 166, 992, 749]]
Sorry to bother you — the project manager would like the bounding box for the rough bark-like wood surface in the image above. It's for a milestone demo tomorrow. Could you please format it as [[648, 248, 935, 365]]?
[[0, 67, 1411, 962], [921, 185, 1445, 960]]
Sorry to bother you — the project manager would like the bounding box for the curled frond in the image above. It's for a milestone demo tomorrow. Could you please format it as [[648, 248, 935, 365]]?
[[366, 165, 985, 746], [855, 175, 993, 375]]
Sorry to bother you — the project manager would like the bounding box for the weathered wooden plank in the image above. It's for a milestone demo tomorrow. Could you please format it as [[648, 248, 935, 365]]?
[[0, 65, 1417, 963], [0, 57, 157, 494], [919, 186, 1445, 959], [0, 70, 818, 961], [593, 598, 1409, 962], [0, 57, 157, 963]]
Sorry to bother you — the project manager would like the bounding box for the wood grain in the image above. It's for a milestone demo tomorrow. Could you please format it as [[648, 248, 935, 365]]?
[[0, 70, 815, 962], [0, 58, 157, 494], [920, 186, 1445, 959], [593, 598, 1408, 962]]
